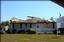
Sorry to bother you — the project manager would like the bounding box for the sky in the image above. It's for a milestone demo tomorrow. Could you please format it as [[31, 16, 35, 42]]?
[[1, 1, 64, 22]]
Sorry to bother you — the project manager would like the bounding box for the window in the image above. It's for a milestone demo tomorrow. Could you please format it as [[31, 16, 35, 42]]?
[[37, 25, 39, 28]]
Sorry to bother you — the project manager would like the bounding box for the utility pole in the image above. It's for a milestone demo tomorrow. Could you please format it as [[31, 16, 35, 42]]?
[[57, 13, 61, 36]]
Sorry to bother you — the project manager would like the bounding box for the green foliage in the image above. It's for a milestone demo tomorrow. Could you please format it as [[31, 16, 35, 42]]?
[[1, 21, 9, 26], [27, 28, 36, 34], [30, 28, 36, 32]]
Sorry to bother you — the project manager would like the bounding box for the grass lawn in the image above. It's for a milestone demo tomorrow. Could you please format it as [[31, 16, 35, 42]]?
[[1, 34, 64, 42]]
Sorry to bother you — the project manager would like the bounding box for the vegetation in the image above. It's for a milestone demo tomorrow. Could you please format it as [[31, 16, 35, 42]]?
[[26, 28, 36, 34], [1, 34, 64, 42], [1, 21, 9, 26]]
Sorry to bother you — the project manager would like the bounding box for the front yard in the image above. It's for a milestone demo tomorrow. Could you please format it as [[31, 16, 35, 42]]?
[[1, 34, 64, 42]]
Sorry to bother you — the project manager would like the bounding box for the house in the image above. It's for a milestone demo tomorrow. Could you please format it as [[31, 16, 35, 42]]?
[[8, 17, 56, 33], [57, 16, 64, 34]]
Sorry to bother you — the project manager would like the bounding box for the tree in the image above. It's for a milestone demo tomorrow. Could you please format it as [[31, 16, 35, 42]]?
[[50, 17, 54, 21], [1, 21, 9, 26]]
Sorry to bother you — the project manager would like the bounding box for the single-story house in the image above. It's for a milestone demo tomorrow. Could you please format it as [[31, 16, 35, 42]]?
[[8, 17, 57, 33]]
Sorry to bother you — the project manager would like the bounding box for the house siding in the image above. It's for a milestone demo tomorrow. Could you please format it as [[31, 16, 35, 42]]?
[[9, 21, 56, 33]]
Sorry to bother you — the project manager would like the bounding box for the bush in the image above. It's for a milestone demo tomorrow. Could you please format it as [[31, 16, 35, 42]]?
[[6, 29, 11, 34], [17, 30, 25, 34], [6, 29, 16, 34], [26, 28, 36, 34], [53, 30, 57, 34]]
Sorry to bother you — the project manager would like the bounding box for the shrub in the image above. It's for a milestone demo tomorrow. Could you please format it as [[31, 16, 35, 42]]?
[[5, 29, 11, 34], [6, 29, 16, 34], [26, 28, 36, 34], [53, 30, 57, 34], [17, 30, 25, 34]]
